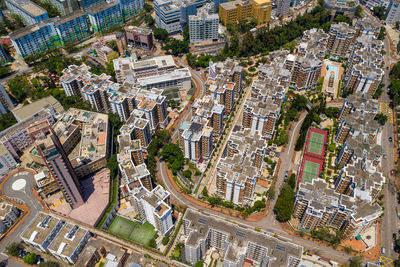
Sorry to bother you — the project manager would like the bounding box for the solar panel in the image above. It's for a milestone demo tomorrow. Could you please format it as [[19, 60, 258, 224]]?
[[236, 231, 246, 237], [198, 218, 207, 225], [276, 244, 286, 251]]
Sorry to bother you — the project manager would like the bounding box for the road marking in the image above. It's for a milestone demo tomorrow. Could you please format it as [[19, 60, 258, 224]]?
[[11, 179, 26, 191], [380, 102, 393, 124], [380, 256, 395, 267]]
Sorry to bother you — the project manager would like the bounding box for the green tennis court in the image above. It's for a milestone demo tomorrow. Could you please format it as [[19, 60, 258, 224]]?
[[307, 132, 325, 155], [108, 216, 156, 246], [302, 161, 321, 184]]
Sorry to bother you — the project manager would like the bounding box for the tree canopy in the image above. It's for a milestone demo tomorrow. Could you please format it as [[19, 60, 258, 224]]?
[[274, 184, 295, 221], [154, 28, 169, 41], [23, 253, 37, 265], [161, 143, 184, 175]]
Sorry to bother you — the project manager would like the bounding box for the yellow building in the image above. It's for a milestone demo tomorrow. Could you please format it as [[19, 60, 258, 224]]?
[[219, 0, 271, 25]]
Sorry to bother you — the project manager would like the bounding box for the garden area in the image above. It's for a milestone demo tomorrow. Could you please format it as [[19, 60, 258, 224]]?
[[108, 216, 157, 247]]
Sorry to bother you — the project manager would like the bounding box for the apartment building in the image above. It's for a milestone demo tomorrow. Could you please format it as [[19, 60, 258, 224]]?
[[191, 95, 225, 134], [346, 35, 383, 79], [5, 0, 48, 25], [354, 15, 381, 38], [183, 209, 303, 266], [27, 120, 84, 209], [0, 198, 19, 233], [345, 60, 383, 95], [81, 73, 114, 112], [386, 0, 400, 24], [276, 0, 290, 16], [0, 143, 17, 175], [0, 85, 14, 114], [336, 134, 383, 169], [337, 92, 379, 122], [10, 18, 60, 58], [52, 108, 110, 178], [216, 128, 265, 205], [134, 88, 169, 130], [60, 64, 92, 97], [206, 77, 236, 111], [189, 3, 219, 45], [131, 185, 174, 235], [336, 158, 385, 202], [328, 22, 356, 57], [12, 96, 64, 123], [54, 11, 92, 44], [137, 67, 192, 91], [120, 109, 153, 148], [362, 0, 389, 10], [124, 26, 153, 50], [209, 58, 243, 96], [47, 223, 91, 263], [79, 0, 105, 12], [294, 178, 382, 239], [179, 120, 213, 162], [87, 0, 123, 33], [21, 213, 64, 252], [0, 110, 55, 158], [119, 0, 144, 19], [0, 45, 9, 66], [242, 78, 284, 139], [219, 0, 271, 25], [91, 41, 114, 62], [113, 57, 135, 83], [259, 51, 292, 87], [47, 0, 80, 15]]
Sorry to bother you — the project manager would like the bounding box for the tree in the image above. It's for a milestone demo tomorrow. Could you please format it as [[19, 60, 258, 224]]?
[[144, 3, 153, 12], [154, 28, 169, 42], [148, 239, 157, 248], [288, 173, 296, 190], [145, 14, 155, 28], [107, 51, 119, 62], [161, 143, 184, 174], [375, 113, 388, 125], [324, 107, 339, 118], [355, 5, 363, 18], [274, 184, 295, 221], [24, 253, 37, 265], [108, 40, 118, 52], [378, 26, 386, 40], [373, 6, 386, 20], [155, 130, 171, 143], [201, 186, 208, 197], [194, 260, 204, 267], [0, 113, 17, 132], [162, 236, 170, 245], [5, 242, 20, 256], [349, 256, 362, 267]]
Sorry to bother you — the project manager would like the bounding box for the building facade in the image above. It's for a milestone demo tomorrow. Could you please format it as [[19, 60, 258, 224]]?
[[87, 0, 123, 33], [189, 3, 219, 44], [5, 0, 48, 25], [54, 11, 92, 44]]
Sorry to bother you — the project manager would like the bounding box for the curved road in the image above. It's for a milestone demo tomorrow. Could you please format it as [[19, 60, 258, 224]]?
[[0, 171, 43, 266]]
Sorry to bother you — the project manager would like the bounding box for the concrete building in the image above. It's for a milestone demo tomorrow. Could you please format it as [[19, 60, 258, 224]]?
[[191, 95, 225, 134], [12, 95, 65, 122], [216, 128, 265, 205], [328, 22, 356, 57], [345, 60, 383, 95], [9, 18, 60, 58], [119, 110, 152, 148], [323, 0, 360, 18], [183, 209, 303, 266], [0, 85, 14, 114], [47, 223, 91, 263], [60, 64, 92, 97], [276, 0, 290, 16], [119, 0, 144, 19], [0, 110, 55, 158], [27, 120, 84, 209], [0, 45, 9, 66], [5, 0, 48, 25], [189, 3, 219, 45], [179, 120, 213, 162], [79, 0, 105, 12], [131, 185, 174, 235], [91, 41, 114, 62], [386, 0, 400, 24], [34, 170, 60, 198], [87, 0, 123, 34], [52, 108, 110, 178], [362, 0, 389, 10], [131, 55, 176, 78], [0, 198, 19, 233], [47, 0, 80, 16], [54, 11, 92, 44], [337, 92, 379, 122], [0, 143, 17, 175], [20, 212, 64, 252], [219, 0, 272, 25], [124, 26, 153, 50], [137, 67, 192, 91], [293, 178, 382, 239], [354, 16, 381, 37]]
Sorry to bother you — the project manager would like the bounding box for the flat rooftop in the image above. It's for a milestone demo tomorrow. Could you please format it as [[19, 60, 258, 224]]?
[[12, 95, 64, 122], [21, 212, 62, 246]]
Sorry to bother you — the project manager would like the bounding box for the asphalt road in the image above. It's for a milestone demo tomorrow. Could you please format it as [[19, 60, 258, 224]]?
[[0, 171, 43, 265]]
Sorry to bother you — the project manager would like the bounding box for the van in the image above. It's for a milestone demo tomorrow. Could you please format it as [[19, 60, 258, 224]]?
[[381, 247, 386, 254]]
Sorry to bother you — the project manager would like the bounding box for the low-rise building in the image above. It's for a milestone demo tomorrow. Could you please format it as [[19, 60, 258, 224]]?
[[12, 96, 65, 122], [124, 26, 153, 50], [91, 41, 114, 62], [47, 223, 91, 263], [183, 209, 303, 266], [20, 213, 64, 252], [131, 185, 173, 235], [136, 67, 192, 91]]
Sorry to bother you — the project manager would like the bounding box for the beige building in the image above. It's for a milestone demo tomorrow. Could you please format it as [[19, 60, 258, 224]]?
[[219, 0, 271, 25]]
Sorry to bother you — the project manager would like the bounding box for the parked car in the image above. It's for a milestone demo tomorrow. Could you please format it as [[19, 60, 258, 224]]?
[[389, 137, 393, 142], [381, 247, 386, 254], [391, 169, 396, 176]]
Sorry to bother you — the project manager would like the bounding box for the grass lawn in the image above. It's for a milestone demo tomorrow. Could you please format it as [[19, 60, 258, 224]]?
[[108, 216, 156, 246]]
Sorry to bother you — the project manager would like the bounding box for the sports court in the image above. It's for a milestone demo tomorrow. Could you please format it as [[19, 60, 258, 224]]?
[[108, 216, 156, 246], [307, 132, 325, 155], [302, 161, 322, 184]]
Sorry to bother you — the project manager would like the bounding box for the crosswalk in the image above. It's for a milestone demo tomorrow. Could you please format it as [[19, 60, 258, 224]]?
[[380, 102, 394, 124]]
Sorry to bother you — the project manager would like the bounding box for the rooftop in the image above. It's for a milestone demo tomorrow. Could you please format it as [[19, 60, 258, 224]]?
[[54, 10, 86, 26], [9, 18, 55, 39], [7, 0, 47, 17], [12, 96, 64, 122], [21, 212, 63, 246]]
